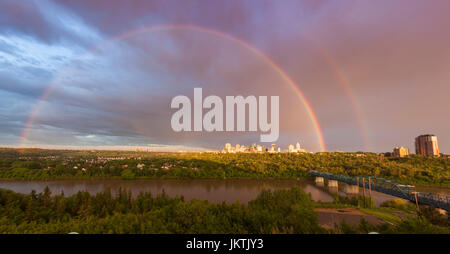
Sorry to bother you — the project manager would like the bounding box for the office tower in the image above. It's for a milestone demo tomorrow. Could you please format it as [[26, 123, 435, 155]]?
[[288, 144, 294, 152], [296, 142, 301, 151]]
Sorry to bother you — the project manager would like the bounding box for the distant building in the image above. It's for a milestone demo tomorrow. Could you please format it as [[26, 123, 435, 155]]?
[[393, 147, 409, 157], [256, 145, 263, 152], [270, 144, 276, 153], [288, 144, 295, 152], [415, 134, 440, 157], [220, 142, 305, 154], [222, 143, 234, 153], [135, 147, 150, 152], [236, 145, 246, 153], [288, 142, 306, 153], [221, 143, 249, 153]]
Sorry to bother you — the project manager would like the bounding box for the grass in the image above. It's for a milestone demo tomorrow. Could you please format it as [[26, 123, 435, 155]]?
[[359, 207, 415, 225]]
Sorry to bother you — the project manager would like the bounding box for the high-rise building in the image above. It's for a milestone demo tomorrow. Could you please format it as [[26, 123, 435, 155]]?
[[288, 142, 306, 153], [393, 147, 409, 157], [256, 145, 263, 152], [270, 144, 276, 153], [222, 143, 234, 153], [288, 144, 295, 152], [415, 134, 440, 157]]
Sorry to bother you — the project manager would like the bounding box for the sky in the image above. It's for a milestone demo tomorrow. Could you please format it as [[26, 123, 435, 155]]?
[[0, 0, 449, 153]]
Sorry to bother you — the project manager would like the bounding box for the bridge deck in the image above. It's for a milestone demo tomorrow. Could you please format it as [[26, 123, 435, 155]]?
[[310, 170, 450, 211]]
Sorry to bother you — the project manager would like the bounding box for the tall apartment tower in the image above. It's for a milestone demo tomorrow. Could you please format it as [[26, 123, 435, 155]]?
[[415, 134, 440, 157]]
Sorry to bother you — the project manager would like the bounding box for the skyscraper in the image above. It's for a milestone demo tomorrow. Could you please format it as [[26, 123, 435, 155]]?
[[270, 144, 276, 153], [415, 134, 440, 157], [288, 144, 295, 152]]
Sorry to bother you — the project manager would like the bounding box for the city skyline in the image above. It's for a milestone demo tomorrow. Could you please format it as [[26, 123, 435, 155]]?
[[1, 1, 450, 153], [1, 133, 444, 156]]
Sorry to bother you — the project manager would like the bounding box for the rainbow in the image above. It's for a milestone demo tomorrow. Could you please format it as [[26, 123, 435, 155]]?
[[20, 24, 327, 152], [315, 45, 371, 151]]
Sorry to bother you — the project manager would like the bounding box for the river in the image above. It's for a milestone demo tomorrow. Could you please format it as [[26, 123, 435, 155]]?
[[2, 178, 446, 206]]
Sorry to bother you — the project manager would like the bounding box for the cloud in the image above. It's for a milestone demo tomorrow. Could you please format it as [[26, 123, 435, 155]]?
[[0, 0, 101, 46], [1, 0, 450, 152], [0, 1, 56, 42], [19, 30, 319, 150]]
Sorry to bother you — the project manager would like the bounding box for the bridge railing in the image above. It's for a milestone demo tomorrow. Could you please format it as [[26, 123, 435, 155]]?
[[309, 170, 450, 211]]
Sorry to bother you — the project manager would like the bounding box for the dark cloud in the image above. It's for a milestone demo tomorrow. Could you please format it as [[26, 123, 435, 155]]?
[[57, 0, 250, 36], [0, 74, 47, 99], [0, 1, 55, 42], [0, 0, 100, 47]]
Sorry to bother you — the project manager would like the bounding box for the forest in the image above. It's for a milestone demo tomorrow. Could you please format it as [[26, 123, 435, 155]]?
[[0, 148, 448, 186], [0, 186, 448, 234]]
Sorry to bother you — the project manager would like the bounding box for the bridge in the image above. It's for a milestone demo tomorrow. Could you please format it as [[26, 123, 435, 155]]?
[[309, 170, 450, 211]]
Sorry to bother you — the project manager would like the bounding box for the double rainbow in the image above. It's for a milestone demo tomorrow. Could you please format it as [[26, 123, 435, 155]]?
[[20, 24, 367, 152]]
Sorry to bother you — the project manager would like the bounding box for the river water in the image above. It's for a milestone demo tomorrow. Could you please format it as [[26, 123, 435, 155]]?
[[2, 178, 446, 206]]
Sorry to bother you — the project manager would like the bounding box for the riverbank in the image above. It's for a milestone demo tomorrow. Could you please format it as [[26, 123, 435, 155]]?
[[315, 208, 386, 229], [0, 178, 336, 204], [0, 186, 448, 234], [1, 178, 449, 211]]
